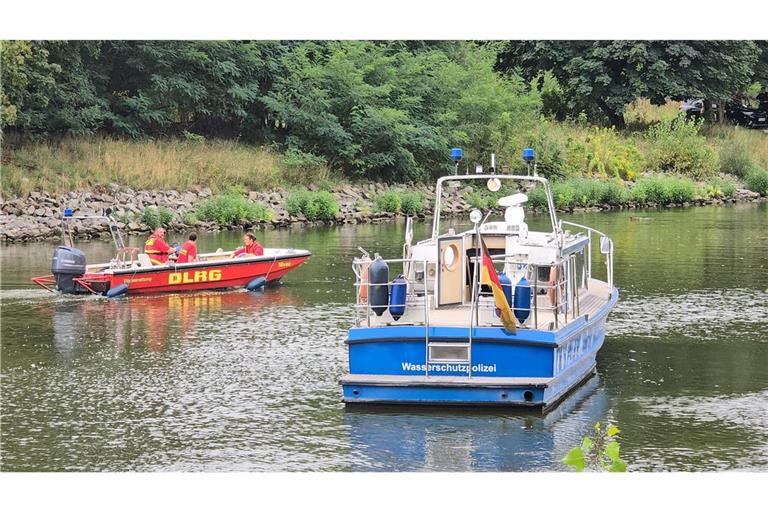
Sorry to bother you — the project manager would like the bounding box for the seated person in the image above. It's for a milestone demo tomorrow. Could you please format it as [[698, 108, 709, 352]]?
[[232, 232, 264, 258], [144, 227, 176, 265], [175, 233, 198, 264]]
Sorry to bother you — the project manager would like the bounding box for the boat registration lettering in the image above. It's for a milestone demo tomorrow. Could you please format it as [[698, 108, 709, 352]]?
[[278, 261, 292, 268], [123, 277, 153, 284], [401, 362, 497, 374], [168, 269, 222, 285]]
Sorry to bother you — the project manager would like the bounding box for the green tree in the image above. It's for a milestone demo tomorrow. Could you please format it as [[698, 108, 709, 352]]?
[[263, 41, 540, 181], [103, 40, 285, 138], [497, 41, 762, 127], [0, 41, 59, 131]]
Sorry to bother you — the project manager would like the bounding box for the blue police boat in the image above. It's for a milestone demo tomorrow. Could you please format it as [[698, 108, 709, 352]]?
[[340, 149, 618, 410]]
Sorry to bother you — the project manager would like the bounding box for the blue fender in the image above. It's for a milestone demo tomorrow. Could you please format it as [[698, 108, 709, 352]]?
[[389, 274, 407, 320], [513, 276, 532, 323], [106, 283, 129, 298], [246, 277, 267, 291]]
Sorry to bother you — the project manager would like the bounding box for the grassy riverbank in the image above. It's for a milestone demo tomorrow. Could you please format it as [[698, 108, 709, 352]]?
[[1, 137, 333, 197], [3, 102, 768, 201]]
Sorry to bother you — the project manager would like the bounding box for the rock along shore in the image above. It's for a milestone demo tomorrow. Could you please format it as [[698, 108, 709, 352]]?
[[0, 181, 764, 243]]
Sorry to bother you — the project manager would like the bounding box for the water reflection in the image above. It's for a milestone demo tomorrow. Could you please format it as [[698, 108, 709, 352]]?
[[343, 376, 609, 471], [50, 288, 305, 361]]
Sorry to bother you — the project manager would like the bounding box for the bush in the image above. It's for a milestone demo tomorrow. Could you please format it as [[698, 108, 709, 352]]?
[[701, 177, 737, 199], [631, 175, 696, 205], [466, 191, 491, 210], [745, 168, 768, 196], [375, 191, 402, 214], [646, 115, 719, 179], [400, 191, 424, 216], [309, 191, 340, 221], [719, 139, 755, 178], [182, 212, 199, 225], [598, 179, 631, 205], [281, 148, 328, 171], [552, 182, 575, 209], [527, 185, 548, 210], [141, 206, 174, 230], [285, 189, 311, 217], [583, 127, 644, 180], [284, 189, 339, 221], [568, 178, 604, 207], [196, 193, 273, 224]]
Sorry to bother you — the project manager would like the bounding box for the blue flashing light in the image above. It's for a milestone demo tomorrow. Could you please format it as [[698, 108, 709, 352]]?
[[450, 148, 463, 162], [63, 208, 74, 217], [522, 148, 535, 162]]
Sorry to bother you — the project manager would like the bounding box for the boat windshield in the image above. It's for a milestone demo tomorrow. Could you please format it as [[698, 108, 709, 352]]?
[[431, 174, 560, 239]]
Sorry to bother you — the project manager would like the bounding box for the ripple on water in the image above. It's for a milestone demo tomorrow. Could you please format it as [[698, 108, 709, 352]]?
[[609, 288, 768, 342], [625, 390, 768, 471]]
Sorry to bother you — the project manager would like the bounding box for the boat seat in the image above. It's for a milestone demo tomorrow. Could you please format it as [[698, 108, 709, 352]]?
[[137, 253, 152, 267]]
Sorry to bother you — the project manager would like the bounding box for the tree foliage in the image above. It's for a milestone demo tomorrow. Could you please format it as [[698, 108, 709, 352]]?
[[498, 41, 763, 127], [3, 40, 765, 184]]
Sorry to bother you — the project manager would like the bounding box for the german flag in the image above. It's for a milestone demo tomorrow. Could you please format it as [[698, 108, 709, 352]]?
[[479, 237, 516, 333]]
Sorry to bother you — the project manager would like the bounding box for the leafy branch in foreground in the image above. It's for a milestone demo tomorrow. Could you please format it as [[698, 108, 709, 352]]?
[[562, 421, 627, 472]]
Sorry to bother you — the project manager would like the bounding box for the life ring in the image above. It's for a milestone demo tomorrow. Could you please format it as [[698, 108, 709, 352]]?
[[548, 265, 559, 306], [359, 255, 371, 303]]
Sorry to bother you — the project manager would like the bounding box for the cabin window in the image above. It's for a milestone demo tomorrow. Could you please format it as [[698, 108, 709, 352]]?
[[442, 244, 459, 271]]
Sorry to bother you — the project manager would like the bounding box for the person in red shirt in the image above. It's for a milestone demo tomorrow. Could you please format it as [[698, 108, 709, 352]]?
[[175, 233, 198, 264], [144, 227, 176, 265], [232, 232, 264, 258]]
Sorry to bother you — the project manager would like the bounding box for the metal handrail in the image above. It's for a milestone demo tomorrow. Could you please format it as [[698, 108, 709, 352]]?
[[560, 221, 614, 291], [351, 254, 580, 331]]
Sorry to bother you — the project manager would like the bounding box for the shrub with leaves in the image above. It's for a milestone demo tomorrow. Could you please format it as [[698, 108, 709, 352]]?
[[285, 189, 311, 217], [466, 191, 491, 210], [631, 175, 696, 205], [745, 168, 768, 196], [719, 139, 755, 178], [284, 189, 339, 221], [182, 212, 199, 225], [195, 193, 272, 224], [566, 178, 630, 207], [646, 115, 719, 179], [400, 191, 424, 216], [701, 177, 737, 199], [552, 182, 575, 209], [527, 185, 548, 210], [141, 206, 174, 230], [584, 127, 644, 180], [563, 422, 627, 472], [375, 191, 402, 214]]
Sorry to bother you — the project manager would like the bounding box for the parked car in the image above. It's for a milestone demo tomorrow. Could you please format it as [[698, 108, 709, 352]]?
[[680, 98, 768, 129], [680, 99, 705, 119], [724, 101, 768, 129]]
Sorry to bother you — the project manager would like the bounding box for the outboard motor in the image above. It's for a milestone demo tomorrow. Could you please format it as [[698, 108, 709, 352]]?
[[51, 246, 87, 293]]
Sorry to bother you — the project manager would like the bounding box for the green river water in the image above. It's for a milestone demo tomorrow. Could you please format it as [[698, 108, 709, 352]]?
[[1, 203, 767, 471]]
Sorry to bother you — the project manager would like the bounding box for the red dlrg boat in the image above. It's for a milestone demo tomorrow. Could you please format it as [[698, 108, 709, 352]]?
[[32, 210, 310, 296]]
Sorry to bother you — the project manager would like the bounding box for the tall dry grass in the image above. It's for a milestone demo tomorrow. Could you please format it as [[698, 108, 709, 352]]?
[[624, 99, 682, 128], [1, 137, 331, 197]]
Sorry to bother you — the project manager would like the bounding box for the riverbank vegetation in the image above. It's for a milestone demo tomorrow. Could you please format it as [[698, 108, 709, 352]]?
[[195, 189, 274, 224], [284, 189, 339, 221], [2, 41, 768, 202]]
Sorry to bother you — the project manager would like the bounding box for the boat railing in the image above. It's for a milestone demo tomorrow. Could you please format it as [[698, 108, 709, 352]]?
[[351, 254, 586, 331], [560, 221, 614, 291]]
